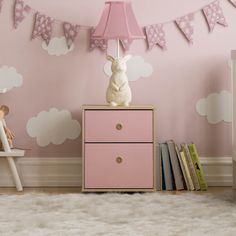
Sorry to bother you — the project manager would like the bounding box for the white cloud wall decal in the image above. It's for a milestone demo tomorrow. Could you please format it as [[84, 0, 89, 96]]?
[[104, 55, 153, 81], [42, 37, 74, 56], [26, 108, 81, 147], [196, 90, 232, 124], [0, 66, 23, 91]]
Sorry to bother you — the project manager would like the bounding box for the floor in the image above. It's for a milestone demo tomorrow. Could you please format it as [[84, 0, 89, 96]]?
[[0, 187, 235, 235], [0, 187, 82, 195], [0, 186, 235, 198]]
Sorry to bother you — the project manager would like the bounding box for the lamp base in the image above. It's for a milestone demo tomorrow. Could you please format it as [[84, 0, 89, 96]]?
[[105, 54, 132, 107], [106, 86, 132, 107], [108, 101, 130, 107]]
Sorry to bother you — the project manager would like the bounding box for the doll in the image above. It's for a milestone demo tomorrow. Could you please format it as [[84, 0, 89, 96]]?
[[0, 105, 15, 149]]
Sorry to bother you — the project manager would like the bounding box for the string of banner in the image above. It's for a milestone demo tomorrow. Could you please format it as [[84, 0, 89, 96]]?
[[0, 0, 236, 52]]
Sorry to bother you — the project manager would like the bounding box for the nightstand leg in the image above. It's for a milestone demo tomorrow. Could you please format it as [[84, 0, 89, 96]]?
[[6, 156, 23, 191]]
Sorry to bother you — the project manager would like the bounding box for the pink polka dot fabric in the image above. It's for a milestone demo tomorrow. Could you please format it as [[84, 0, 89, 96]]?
[[229, 0, 236, 7], [144, 24, 166, 50], [202, 0, 227, 32], [90, 28, 107, 52], [32, 12, 54, 45], [120, 39, 133, 51], [63, 22, 80, 49], [14, 0, 31, 29], [176, 13, 194, 43]]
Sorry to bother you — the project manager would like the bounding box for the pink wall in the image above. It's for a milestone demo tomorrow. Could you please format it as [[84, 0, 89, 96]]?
[[0, 0, 234, 157]]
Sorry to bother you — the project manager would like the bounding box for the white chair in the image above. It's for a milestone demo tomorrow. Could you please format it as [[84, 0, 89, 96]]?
[[0, 119, 24, 191]]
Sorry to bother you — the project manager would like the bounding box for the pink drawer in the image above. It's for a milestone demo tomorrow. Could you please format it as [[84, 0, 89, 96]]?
[[84, 110, 153, 142], [84, 143, 154, 189]]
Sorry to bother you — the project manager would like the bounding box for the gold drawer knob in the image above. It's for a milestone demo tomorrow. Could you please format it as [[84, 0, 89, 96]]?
[[116, 156, 123, 164], [116, 123, 123, 130]]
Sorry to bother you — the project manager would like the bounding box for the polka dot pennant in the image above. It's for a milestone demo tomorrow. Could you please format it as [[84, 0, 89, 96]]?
[[90, 28, 107, 52], [229, 0, 236, 7], [14, 0, 31, 29], [120, 39, 133, 51], [32, 12, 54, 45], [202, 0, 227, 32], [0, 0, 3, 13], [176, 13, 194, 43], [144, 24, 166, 50], [1, 0, 235, 52], [63, 22, 80, 49]]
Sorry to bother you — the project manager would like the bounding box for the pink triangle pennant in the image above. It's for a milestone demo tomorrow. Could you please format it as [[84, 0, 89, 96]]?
[[229, 0, 236, 7], [14, 0, 31, 29], [144, 24, 166, 50], [90, 28, 107, 52], [202, 0, 227, 32], [32, 12, 54, 45], [0, 0, 4, 13], [120, 39, 133, 51], [176, 13, 194, 43], [63, 22, 80, 49]]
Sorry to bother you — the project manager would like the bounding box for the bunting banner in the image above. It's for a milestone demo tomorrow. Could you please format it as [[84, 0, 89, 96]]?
[[202, 0, 227, 32], [32, 12, 54, 45], [63, 22, 80, 49], [0, 0, 235, 52], [144, 24, 166, 50], [0, 0, 3, 12], [120, 39, 133, 51], [175, 13, 194, 43], [14, 0, 31, 29], [229, 0, 236, 7], [90, 28, 107, 51]]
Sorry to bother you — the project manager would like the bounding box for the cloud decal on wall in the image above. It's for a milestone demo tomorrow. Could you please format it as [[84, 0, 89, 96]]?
[[26, 108, 81, 147], [196, 90, 232, 124], [104, 55, 153, 81], [42, 37, 74, 56], [0, 66, 23, 91]]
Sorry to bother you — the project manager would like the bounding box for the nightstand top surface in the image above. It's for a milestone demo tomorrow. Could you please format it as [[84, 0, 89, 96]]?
[[82, 105, 154, 110]]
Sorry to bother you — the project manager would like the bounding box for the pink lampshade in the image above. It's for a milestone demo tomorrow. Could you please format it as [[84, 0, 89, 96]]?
[[92, 1, 145, 40]]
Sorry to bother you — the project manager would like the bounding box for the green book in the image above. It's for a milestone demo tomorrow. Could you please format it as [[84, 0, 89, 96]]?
[[188, 143, 208, 191], [179, 148, 194, 191], [181, 144, 200, 191]]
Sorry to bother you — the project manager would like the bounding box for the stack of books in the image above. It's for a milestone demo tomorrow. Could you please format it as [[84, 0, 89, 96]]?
[[156, 141, 207, 191]]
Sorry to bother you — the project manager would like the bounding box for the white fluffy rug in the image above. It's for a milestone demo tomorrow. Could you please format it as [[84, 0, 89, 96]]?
[[0, 192, 236, 236]]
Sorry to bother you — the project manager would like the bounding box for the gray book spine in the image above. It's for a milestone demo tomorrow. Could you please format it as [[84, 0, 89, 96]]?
[[175, 144, 188, 190], [161, 143, 174, 190], [167, 141, 184, 190], [156, 144, 162, 191]]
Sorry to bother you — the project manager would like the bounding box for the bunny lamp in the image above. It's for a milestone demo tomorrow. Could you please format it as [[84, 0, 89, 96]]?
[[106, 54, 132, 106], [92, 1, 145, 106]]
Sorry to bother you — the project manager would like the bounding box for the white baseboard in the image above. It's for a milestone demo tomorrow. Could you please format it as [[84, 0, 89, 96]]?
[[0, 157, 82, 187], [0, 156, 232, 187], [200, 157, 232, 187]]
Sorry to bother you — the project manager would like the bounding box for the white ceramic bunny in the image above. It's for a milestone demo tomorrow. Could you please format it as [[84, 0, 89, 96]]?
[[106, 54, 132, 106]]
